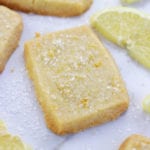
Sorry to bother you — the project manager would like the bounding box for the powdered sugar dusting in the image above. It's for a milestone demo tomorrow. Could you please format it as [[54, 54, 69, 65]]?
[[0, 0, 150, 150]]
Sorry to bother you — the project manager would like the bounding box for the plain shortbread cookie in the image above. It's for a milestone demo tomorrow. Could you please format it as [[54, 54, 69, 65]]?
[[119, 134, 150, 150], [0, 5, 23, 73], [0, 0, 93, 17]]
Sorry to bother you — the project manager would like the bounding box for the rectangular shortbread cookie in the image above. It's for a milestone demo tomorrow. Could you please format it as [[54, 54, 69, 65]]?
[[119, 134, 150, 150], [0, 6, 23, 72], [24, 26, 129, 135], [0, 0, 93, 17]]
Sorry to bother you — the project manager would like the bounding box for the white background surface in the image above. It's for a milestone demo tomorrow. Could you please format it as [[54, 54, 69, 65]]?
[[0, 0, 150, 149]]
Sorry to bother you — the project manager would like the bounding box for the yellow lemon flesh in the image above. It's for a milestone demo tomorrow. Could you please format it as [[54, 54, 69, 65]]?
[[90, 7, 150, 69], [121, 0, 140, 4], [0, 120, 7, 132], [0, 120, 32, 150], [142, 95, 150, 113]]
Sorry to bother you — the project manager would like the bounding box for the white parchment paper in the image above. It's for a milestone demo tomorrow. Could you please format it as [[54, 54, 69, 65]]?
[[0, 0, 150, 149]]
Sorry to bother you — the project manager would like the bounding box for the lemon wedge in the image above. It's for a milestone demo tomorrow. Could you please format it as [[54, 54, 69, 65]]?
[[0, 120, 32, 150], [121, 0, 140, 4], [90, 7, 150, 69], [0, 120, 7, 132], [142, 95, 150, 113]]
